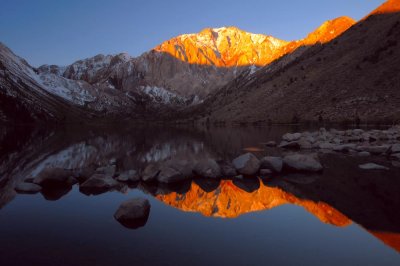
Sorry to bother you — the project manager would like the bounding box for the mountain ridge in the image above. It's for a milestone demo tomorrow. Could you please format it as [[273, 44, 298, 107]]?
[[0, 0, 397, 124]]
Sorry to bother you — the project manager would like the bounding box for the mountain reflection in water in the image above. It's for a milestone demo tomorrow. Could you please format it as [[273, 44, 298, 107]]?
[[0, 124, 399, 257]]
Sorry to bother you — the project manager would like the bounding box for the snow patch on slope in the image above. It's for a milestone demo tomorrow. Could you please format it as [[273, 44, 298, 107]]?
[[140, 86, 186, 104], [28, 70, 96, 105]]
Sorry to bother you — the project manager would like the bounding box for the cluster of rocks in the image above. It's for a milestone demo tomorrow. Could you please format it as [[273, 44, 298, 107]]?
[[272, 126, 400, 170], [140, 152, 322, 184], [15, 151, 324, 196]]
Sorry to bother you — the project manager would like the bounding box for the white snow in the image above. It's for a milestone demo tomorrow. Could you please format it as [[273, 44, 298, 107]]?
[[249, 65, 258, 75], [28, 71, 96, 105], [140, 86, 185, 104]]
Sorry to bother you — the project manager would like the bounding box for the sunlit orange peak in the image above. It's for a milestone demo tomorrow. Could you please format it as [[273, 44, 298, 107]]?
[[153, 26, 289, 67], [369, 0, 400, 15]]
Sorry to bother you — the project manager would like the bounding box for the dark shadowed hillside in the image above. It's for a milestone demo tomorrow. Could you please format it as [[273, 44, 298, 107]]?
[[198, 1, 400, 125]]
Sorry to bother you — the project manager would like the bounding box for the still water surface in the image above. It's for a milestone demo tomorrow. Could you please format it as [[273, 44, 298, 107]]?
[[0, 125, 399, 266]]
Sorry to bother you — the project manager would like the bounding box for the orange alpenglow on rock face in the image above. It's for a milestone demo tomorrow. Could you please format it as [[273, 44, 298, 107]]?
[[153, 17, 355, 68], [277, 16, 355, 57], [154, 26, 289, 67], [155, 180, 351, 227], [369, 0, 400, 15], [301, 16, 356, 45]]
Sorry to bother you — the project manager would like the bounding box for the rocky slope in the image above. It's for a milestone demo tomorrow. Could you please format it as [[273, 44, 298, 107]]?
[[198, 0, 400, 125]]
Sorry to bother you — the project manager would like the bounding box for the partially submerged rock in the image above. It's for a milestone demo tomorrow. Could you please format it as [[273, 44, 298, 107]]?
[[265, 141, 277, 147], [80, 174, 119, 195], [95, 165, 116, 177], [232, 153, 260, 175], [33, 168, 76, 187], [114, 198, 150, 229], [218, 160, 237, 177], [358, 151, 371, 157], [260, 156, 283, 173], [193, 159, 221, 178], [282, 133, 302, 142], [390, 153, 400, 160], [279, 141, 301, 150], [115, 170, 140, 182], [359, 163, 389, 170], [283, 154, 323, 172], [388, 144, 400, 154], [142, 164, 160, 182], [157, 166, 185, 183], [259, 169, 273, 176]]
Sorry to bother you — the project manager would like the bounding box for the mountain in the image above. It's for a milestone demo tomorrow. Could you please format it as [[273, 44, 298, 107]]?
[[1, 1, 397, 124], [196, 0, 400, 125]]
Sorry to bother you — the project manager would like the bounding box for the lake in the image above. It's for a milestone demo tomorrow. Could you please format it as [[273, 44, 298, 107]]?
[[0, 124, 399, 266]]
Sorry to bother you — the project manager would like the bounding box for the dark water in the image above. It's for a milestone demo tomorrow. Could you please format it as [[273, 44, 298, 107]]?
[[0, 125, 399, 266]]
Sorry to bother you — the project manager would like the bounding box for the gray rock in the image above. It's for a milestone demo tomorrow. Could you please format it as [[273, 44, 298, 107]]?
[[96, 165, 116, 177], [390, 153, 400, 160], [333, 144, 357, 153], [353, 129, 364, 135], [142, 164, 160, 182], [265, 141, 277, 147], [358, 151, 371, 157], [33, 168, 76, 186], [332, 138, 342, 144], [282, 132, 302, 142], [279, 141, 301, 150], [260, 156, 283, 173], [218, 161, 237, 176], [116, 170, 139, 182], [193, 159, 221, 178], [392, 161, 400, 168], [114, 198, 150, 229], [232, 153, 260, 175], [73, 166, 96, 182], [365, 145, 389, 155], [359, 163, 389, 170], [305, 136, 316, 144], [318, 142, 335, 150], [157, 166, 184, 183], [361, 133, 371, 141], [259, 169, 273, 176], [165, 159, 195, 178], [298, 139, 313, 149], [15, 182, 42, 194], [283, 154, 323, 172], [388, 144, 400, 154], [80, 174, 118, 194]]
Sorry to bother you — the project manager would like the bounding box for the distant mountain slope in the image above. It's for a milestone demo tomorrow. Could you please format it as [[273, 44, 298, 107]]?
[[199, 1, 400, 125], [0, 43, 94, 123]]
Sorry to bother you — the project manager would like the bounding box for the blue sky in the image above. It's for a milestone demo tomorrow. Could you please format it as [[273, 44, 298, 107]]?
[[0, 0, 385, 66]]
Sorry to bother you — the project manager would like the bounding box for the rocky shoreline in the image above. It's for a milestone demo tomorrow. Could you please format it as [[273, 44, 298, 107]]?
[[274, 126, 400, 169]]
